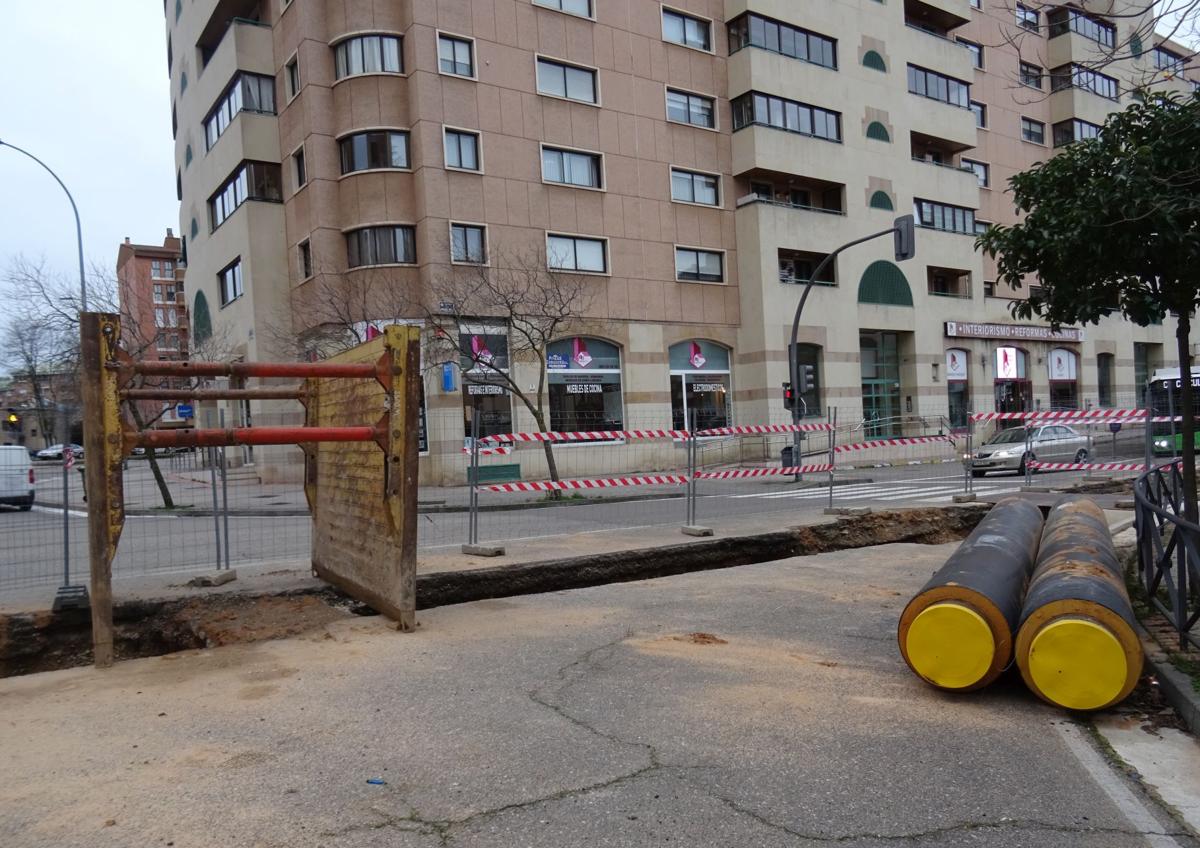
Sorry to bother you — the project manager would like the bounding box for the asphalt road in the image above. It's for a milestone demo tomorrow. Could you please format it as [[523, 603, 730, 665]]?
[[0, 542, 1189, 846], [0, 460, 1116, 592]]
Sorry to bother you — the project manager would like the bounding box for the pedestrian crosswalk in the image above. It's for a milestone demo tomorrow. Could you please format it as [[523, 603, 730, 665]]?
[[722, 477, 1025, 505]]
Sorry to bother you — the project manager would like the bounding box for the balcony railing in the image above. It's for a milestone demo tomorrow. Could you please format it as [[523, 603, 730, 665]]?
[[736, 195, 845, 216], [911, 156, 977, 174]]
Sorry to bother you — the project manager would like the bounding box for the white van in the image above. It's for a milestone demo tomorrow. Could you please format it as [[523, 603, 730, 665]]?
[[0, 446, 35, 511]]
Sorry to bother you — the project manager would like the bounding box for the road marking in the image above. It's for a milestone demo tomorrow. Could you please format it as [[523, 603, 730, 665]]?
[[871, 485, 964, 502], [1053, 720, 1183, 847]]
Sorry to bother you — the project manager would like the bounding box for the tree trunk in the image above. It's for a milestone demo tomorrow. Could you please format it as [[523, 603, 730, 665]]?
[[128, 403, 176, 510], [532, 409, 561, 499], [1175, 315, 1197, 523]]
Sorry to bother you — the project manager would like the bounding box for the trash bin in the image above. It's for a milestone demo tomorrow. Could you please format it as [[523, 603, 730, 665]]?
[[781, 447, 794, 467]]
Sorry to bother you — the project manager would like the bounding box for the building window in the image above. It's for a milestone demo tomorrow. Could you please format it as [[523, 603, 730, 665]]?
[[541, 146, 602, 188], [1016, 4, 1039, 31], [533, 0, 592, 17], [726, 13, 836, 69], [346, 226, 417, 267], [203, 73, 276, 150], [961, 158, 989, 187], [670, 168, 719, 205], [666, 88, 716, 128], [547, 234, 607, 273], [1047, 8, 1115, 47], [928, 267, 971, 298], [443, 129, 481, 171], [298, 240, 312, 279], [730, 91, 841, 141], [180, 71, 188, 94], [907, 65, 971, 107], [957, 38, 983, 68], [1052, 118, 1102, 147], [974, 219, 991, 235], [970, 101, 987, 127], [536, 57, 598, 104], [1097, 352, 1114, 407], [780, 249, 836, 285], [292, 147, 307, 189], [438, 34, 475, 77], [547, 337, 624, 431], [285, 56, 300, 99], [946, 348, 969, 427], [1021, 117, 1045, 144], [450, 223, 487, 264], [208, 162, 282, 230], [1048, 348, 1079, 410], [334, 35, 403, 79], [970, 0, 982, 9], [218, 259, 244, 306], [662, 8, 712, 51], [1154, 46, 1186, 71], [339, 130, 410, 173], [150, 260, 176, 280], [1019, 61, 1042, 89], [913, 198, 976, 235], [675, 247, 724, 282], [670, 340, 731, 429], [1050, 64, 1119, 99]]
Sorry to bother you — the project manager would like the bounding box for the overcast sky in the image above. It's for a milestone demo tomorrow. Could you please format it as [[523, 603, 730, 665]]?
[[0, 2, 177, 294]]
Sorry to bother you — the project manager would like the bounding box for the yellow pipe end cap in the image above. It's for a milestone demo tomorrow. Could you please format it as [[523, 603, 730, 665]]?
[[1028, 618, 1127, 710], [907, 602, 995, 689]]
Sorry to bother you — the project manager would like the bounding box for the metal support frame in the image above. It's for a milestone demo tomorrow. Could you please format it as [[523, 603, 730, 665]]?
[[827, 408, 837, 510], [1136, 460, 1200, 650]]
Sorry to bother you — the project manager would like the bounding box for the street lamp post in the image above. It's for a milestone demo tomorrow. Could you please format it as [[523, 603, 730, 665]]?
[[0, 139, 89, 310]]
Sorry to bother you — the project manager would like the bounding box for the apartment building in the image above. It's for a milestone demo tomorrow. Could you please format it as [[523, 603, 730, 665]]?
[[166, 0, 1195, 483], [116, 230, 192, 430]]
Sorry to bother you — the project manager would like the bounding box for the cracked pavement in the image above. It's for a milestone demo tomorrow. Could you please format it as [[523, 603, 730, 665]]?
[[1, 541, 1195, 847]]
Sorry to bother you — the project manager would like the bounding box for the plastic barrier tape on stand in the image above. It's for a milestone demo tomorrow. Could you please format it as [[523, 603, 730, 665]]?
[[897, 498, 1044, 691], [1015, 496, 1143, 711]]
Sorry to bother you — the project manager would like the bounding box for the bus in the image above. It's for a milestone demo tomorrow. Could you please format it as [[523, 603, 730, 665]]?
[[1149, 367, 1200, 456]]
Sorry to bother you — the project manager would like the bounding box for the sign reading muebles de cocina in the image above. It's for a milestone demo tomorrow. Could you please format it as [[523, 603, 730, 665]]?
[[944, 322, 1084, 342]]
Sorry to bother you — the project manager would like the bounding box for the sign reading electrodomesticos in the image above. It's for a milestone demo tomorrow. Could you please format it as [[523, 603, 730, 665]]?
[[945, 321, 1084, 342]]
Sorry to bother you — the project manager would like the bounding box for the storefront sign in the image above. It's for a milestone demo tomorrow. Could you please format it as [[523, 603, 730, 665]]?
[[945, 321, 1083, 342], [547, 353, 569, 370], [688, 341, 707, 369], [565, 383, 603, 394], [945, 349, 968, 381], [1048, 348, 1077, 381], [996, 347, 1020, 380], [466, 383, 507, 396], [691, 383, 726, 393]]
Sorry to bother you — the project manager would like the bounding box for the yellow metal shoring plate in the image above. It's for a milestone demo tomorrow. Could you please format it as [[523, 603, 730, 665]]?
[[905, 602, 996, 690], [1027, 617, 1127, 711]]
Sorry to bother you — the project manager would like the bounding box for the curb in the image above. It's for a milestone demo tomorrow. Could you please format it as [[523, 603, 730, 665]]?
[[1136, 624, 1200, 736]]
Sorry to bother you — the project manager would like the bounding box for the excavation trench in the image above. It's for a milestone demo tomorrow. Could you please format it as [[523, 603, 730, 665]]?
[[0, 505, 987, 677]]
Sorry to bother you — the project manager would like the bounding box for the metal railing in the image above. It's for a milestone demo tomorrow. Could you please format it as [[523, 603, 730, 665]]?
[[1135, 460, 1200, 649]]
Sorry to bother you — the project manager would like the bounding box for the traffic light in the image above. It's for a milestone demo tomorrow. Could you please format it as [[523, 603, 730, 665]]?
[[894, 214, 916, 261], [797, 364, 816, 394], [4, 411, 19, 432], [782, 382, 794, 410]]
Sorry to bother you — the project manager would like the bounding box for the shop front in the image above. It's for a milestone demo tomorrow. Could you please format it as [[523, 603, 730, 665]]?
[[1048, 347, 1079, 410], [945, 347, 969, 428], [994, 346, 1031, 413], [459, 328, 513, 441], [669, 340, 731, 430], [547, 337, 624, 432]]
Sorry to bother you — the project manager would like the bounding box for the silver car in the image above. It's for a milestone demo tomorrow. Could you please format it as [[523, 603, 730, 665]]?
[[971, 424, 1090, 476]]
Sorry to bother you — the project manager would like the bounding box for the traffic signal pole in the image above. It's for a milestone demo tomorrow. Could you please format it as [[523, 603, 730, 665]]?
[[788, 216, 916, 467]]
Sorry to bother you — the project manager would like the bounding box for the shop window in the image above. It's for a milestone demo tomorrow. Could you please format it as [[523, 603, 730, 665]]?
[[994, 346, 1031, 413], [669, 340, 731, 430], [460, 327, 513, 441], [946, 348, 969, 428], [1097, 352, 1114, 407], [1048, 347, 1079, 410], [546, 337, 624, 431]]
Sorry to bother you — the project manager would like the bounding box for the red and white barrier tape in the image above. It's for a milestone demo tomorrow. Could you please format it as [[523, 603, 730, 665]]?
[[462, 445, 514, 456], [1026, 460, 1149, 472], [479, 429, 687, 445], [694, 465, 834, 479], [695, 423, 833, 436], [971, 409, 1146, 422], [835, 435, 954, 453], [478, 474, 688, 493]]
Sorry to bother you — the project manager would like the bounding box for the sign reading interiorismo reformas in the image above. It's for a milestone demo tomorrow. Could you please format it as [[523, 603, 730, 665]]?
[[945, 321, 1084, 342]]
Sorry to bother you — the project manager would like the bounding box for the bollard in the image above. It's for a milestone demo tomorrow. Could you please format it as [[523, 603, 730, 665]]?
[[897, 498, 1044, 691], [1015, 496, 1142, 711]]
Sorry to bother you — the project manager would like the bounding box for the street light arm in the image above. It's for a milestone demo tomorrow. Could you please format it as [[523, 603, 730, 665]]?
[[0, 139, 88, 311]]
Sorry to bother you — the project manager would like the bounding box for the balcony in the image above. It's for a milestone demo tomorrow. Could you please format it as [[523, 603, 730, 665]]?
[[1047, 86, 1118, 128], [198, 0, 265, 69], [904, 0, 971, 36], [909, 134, 979, 207], [904, 90, 977, 151], [738, 169, 844, 214], [898, 23, 975, 82], [928, 266, 972, 299], [731, 124, 851, 186], [734, 192, 853, 258]]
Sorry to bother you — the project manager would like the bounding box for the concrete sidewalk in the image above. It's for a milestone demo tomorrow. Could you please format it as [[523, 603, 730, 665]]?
[[0, 541, 1190, 847]]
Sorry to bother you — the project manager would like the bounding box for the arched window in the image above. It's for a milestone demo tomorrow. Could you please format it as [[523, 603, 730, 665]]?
[[546, 337, 624, 432], [1097, 352, 1114, 407], [190, 217, 199, 239], [868, 190, 893, 211], [858, 260, 912, 306], [1048, 348, 1079, 410], [862, 50, 887, 72], [994, 346, 1030, 413], [865, 121, 890, 142], [192, 291, 213, 344], [459, 325, 512, 441], [946, 348, 969, 427], [669, 340, 731, 429]]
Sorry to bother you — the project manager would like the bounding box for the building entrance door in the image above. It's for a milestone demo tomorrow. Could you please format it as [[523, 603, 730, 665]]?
[[860, 331, 901, 437]]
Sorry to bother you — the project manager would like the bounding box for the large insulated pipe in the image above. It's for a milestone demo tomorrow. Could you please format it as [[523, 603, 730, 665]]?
[[1015, 496, 1142, 711], [898, 498, 1044, 691]]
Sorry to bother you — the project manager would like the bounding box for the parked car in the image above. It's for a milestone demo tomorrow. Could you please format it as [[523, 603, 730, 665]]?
[[35, 444, 83, 461], [971, 424, 1090, 476], [0, 446, 35, 511]]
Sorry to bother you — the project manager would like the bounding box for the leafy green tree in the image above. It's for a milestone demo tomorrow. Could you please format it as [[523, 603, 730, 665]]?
[[978, 92, 1200, 519]]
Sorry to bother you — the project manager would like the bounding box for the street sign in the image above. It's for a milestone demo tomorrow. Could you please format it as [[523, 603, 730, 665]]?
[[176, 403, 194, 419], [1109, 422, 1122, 434]]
